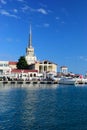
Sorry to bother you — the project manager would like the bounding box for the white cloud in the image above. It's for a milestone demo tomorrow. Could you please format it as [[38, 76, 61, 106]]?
[[13, 9, 18, 13], [21, 4, 48, 15], [79, 56, 87, 61], [36, 23, 50, 28], [21, 5, 30, 12], [80, 56, 84, 59], [56, 17, 60, 20], [37, 8, 48, 15], [0, 0, 7, 4], [0, 9, 19, 18], [21, 5, 35, 12], [61, 21, 65, 24], [48, 9, 53, 13], [43, 23, 50, 27], [6, 38, 13, 42]]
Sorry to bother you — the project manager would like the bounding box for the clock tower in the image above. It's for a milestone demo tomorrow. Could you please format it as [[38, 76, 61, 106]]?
[[25, 25, 37, 65]]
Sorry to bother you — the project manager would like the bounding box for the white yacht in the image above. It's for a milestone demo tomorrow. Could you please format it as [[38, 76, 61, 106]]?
[[59, 77, 77, 85]]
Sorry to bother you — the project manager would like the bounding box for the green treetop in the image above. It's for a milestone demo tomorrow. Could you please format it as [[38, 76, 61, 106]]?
[[17, 56, 29, 69]]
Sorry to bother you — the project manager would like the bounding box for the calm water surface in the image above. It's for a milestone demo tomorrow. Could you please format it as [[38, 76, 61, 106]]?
[[0, 84, 87, 130]]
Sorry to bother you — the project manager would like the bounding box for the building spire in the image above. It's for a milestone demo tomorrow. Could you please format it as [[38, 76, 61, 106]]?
[[28, 24, 32, 48]]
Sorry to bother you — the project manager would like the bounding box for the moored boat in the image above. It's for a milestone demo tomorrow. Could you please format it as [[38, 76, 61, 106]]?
[[59, 77, 76, 85], [76, 78, 86, 84]]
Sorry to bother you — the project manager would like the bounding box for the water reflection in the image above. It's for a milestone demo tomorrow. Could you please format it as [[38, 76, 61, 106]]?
[[0, 83, 58, 89], [0, 84, 58, 130], [0, 84, 87, 130]]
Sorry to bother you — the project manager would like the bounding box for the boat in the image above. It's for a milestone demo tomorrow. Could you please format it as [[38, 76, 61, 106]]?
[[59, 77, 77, 85], [76, 78, 86, 84], [75, 75, 85, 84], [83, 78, 87, 84]]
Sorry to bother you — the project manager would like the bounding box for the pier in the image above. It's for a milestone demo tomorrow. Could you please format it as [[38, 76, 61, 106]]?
[[0, 80, 59, 85]]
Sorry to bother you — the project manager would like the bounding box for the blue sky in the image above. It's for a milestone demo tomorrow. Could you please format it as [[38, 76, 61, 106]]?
[[0, 0, 87, 74]]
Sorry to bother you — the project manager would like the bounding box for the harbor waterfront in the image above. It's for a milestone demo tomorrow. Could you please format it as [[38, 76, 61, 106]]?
[[0, 84, 87, 130], [0, 76, 87, 85], [0, 25, 86, 86]]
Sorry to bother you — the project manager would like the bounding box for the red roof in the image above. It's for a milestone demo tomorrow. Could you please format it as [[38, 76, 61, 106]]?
[[11, 69, 38, 73], [9, 61, 17, 65]]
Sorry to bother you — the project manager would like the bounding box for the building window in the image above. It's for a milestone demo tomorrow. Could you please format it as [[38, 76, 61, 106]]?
[[34, 74, 36, 77], [0, 70, 3, 74], [44, 61, 47, 64], [0, 64, 3, 67], [44, 66, 47, 71], [30, 74, 32, 77], [4, 64, 8, 67], [39, 65, 42, 72]]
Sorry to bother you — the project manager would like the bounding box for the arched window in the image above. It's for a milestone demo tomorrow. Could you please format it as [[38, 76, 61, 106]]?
[[30, 73, 32, 77], [34, 73, 36, 77]]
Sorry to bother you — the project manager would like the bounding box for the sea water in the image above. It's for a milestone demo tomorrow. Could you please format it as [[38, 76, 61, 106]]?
[[0, 84, 87, 130]]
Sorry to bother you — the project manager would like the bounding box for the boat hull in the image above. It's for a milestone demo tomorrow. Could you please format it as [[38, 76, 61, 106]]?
[[59, 78, 76, 85]]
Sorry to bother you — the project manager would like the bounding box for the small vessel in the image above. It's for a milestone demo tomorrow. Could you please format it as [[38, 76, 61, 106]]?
[[75, 75, 85, 84], [76, 78, 86, 84], [83, 78, 87, 84], [59, 77, 77, 85]]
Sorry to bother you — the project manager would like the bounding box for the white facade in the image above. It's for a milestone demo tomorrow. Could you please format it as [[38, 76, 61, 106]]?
[[60, 66, 68, 74], [11, 69, 38, 80], [0, 61, 11, 74], [25, 46, 37, 64]]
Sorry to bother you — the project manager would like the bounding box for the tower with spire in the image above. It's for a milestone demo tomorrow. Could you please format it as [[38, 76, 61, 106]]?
[[25, 25, 37, 65]]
